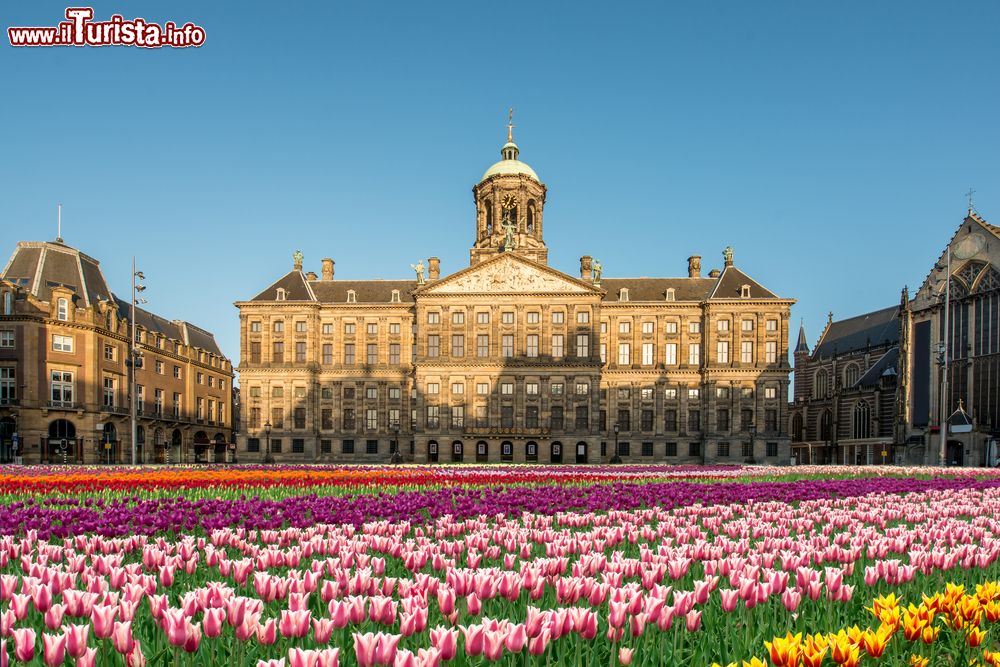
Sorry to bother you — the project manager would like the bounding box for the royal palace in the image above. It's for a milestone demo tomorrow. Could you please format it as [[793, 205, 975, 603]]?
[[235, 123, 795, 464]]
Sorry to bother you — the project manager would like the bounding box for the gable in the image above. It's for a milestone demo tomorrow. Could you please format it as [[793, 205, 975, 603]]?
[[419, 253, 599, 295]]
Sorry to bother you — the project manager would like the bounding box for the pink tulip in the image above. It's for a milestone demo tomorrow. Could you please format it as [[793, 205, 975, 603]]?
[[257, 619, 277, 645], [126, 641, 147, 667], [43, 604, 65, 630], [781, 588, 801, 612], [236, 614, 261, 642], [9, 596, 29, 622], [226, 597, 247, 627], [162, 609, 188, 647], [1, 610, 15, 637], [466, 593, 481, 616], [685, 609, 702, 632], [353, 633, 378, 667], [436, 588, 455, 615], [619, 647, 634, 666], [1, 639, 7, 667], [112, 621, 134, 655], [288, 648, 320, 667], [429, 627, 457, 661], [505, 624, 527, 652], [42, 633, 65, 667], [527, 628, 551, 656], [483, 630, 505, 661], [720, 588, 740, 612], [313, 618, 335, 644], [328, 601, 349, 629], [11, 628, 34, 663], [459, 624, 485, 657], [33, 585, 53, 614], [257, 661, 285, 667], [63, 622, 90, 658], [393, 650, 417, 667], [280, 610, 312, 638], [316, 648, 339, 667], [91, 604, 117, 640], [203, 608, 226, 639], [183, 622, 202, 653], [77, 647, 97, 667], [375, 633, 400, 665]]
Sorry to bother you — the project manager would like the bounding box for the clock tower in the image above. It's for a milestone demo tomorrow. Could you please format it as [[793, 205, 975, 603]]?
[[470, 110, 548, 266]]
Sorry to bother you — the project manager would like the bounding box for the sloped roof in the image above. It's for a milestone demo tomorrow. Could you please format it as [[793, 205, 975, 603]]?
[[708, 266, 778, 299], [112, 296, 224, 356], [600, 278, 716, 302], [854, 346, 899, 387], [250, 271, 316, 302], [813, 305, 899, 358], [795, 322, 810, 354], [310, 280, 418, 304], [1, 240, 113, 306]]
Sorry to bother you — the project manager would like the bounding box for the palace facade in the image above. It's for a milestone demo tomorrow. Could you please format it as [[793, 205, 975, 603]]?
[[235, 126, 795, 464], [0, 239, 234, 464]]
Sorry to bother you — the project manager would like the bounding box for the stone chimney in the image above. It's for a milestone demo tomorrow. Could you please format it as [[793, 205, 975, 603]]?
[[321, 258, 335, 281], [580, 256, 593, 281], [305, 271, 318, 281], [687, 255, 701, 278], [428, 257, 441, 280]]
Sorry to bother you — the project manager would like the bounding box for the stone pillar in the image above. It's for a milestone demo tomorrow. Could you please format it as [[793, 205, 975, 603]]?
[[688, 256, 701, 278], [321, 258, 335, 281]]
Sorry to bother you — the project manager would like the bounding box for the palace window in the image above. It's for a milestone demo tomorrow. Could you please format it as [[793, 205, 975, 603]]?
[[476, 382, 489, 395], [525, 406, 539, 428], [501, 335, 514, 358], [717, 341, 729, 364], [642, 321, 655, 335], [552, 334, 564, 358], [577, 333, 589, 357], [389, 344, 400, 364], [427, 312, 440, 325], [343, 409, 355, 430], [552, 311, 564, 324], [452, 382, 465, 395], [741, 341, 753, 364], [501, 382, 513, 395], [526, 382, 539, 395], [527, 312, 539, 324], [57, 298, 69, 321], [526, 334, 539, 357], [427, 335, 440, 358], [550, 407, 564, 430], [577, 311, 590, 324], [718, 319, 729, 332], [427, 382, 439, 395], [296, 341, 307, 362], [344, 343, 355, 365], [619, 321, 631, 334], [477, 334, 489, 357], [664, 388, 677, 400], [766, 319, 778, 331], [477, 312, 490, 324], [344, 322, 356, 334], [664, 409, 677, 431], [274, 320, 284, 333], [366, 386, 378, 399], [665, 343, 677, 365], [688, 343, 700, 366], [765, 341, 778, 363], [323, 344, 333, 365], [502, 312, 514, 324], [642, 343, 654, 366], [551, 382, 563, 395], [688, 387, 700, 400], [0, 331, 13, 348], [367, 343, 378, 365], [52, 335, 73, 353], [689, 321, 701, 334], [617, 343, 630, 365], [576, 382, 589, 395], [665, 321, 678, 334]]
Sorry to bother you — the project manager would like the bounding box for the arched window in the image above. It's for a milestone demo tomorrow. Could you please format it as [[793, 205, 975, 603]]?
[[791, 413, 803, 442], [57, 297, 69, 321], [844, 364, 859, 388], [819, 410, 832, 441], [526, 201, 535, 234], [2, 292, 11, 316], [852, 401, 871, 439], [485, 200, 493, 236], [814, 369, 828, 398]]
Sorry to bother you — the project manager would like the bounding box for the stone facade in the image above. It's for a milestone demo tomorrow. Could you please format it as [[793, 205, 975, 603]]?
[[902, 210, 1000, 466], [0, 240, 234, 464], [789, 305, 902, 466], [235, 127, 795, 465]]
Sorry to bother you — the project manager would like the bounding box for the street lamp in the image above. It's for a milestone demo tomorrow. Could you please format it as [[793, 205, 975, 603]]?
[[130, 258, 146, 466], [611, 422, 621, 464], [263, 420, 274, 464], [390, 424, 402, 464], [936, 245, 952, 467]]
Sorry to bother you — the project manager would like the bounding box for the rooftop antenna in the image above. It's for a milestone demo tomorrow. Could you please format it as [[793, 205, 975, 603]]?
[[57, 204, 63, 243], [966, 187, 976, 214]]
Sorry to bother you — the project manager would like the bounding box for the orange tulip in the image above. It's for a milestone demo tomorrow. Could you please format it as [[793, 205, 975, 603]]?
[[920, 625, 939, 645], [985, 600, 1000, 623], [908, 655, 929, 667], [869, 593, 901, 619], [765, 632, 802, 667], [861, 625, 892, 658], [828, 631, 856, 665], [800, 642, 827, 667], [903, 610, 928, 641], [967, 626, 987, 648]]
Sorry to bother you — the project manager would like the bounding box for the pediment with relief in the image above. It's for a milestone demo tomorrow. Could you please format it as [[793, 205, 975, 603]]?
[[423, 255, 596, 294]]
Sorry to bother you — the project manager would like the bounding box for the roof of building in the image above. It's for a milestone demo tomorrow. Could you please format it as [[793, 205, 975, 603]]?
[[480, 139, 540, 182], [599, 278, 717, 302], [1, 239, 226, 357], [854, 346, 899, 387], [707, 265, 779, 299], [1, 240, 113, 307], [813, 305, 899, 359], [795, 322, 810, 354]]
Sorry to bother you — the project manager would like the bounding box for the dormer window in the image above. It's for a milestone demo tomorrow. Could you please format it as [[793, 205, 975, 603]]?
[[619, 288, 629, 302], [665, 288, 675, 302], [740, 285, 751, 298], [57, 297, 69, 321], [347, 290, 357, 303], [390, 289, 400, 303], [276, 288, 286, 301]]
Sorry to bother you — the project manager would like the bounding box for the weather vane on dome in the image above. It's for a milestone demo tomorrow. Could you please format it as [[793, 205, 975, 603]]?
[[967, 187, 976, 213], [507, 107, 514, 143]]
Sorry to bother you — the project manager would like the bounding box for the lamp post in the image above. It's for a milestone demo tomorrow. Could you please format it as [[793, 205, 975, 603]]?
[[390, 424, 402, 464], [611, 422, 621, 464], [130, 258, 146, 466], [937, 244, 951, 467], [263, 420, 274, 464]]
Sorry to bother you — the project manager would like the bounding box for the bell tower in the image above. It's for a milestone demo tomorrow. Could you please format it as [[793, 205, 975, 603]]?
[[470, 109, 548, 266]]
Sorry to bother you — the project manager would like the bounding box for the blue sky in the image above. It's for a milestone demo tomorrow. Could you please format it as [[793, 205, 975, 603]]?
[[3, 1, 998, 371]]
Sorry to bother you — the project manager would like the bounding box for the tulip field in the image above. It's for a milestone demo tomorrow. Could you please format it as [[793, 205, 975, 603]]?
[[4, 465, 1000, 666]]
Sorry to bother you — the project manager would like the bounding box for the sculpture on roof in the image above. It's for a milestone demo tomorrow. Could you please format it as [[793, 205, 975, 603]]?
[[293, 250, 304, 271], [411, 260, 425, 285], [723, 246, 734, 267]]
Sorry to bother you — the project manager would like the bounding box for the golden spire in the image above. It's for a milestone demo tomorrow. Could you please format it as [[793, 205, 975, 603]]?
[[507, 107, 514, 143]]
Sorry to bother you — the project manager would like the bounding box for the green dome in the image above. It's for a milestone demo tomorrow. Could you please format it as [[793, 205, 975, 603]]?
[[480, 141, 540, 182]]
